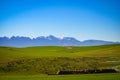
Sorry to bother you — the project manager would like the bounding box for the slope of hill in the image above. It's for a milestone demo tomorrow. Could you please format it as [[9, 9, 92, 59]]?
[[0, 35, 119, 47], [0, 44, 120, 75], [0, 44, 120, 63]]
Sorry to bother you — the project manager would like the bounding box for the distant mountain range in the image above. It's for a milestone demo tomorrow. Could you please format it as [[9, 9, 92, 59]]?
[[0, 35, 119, 47]]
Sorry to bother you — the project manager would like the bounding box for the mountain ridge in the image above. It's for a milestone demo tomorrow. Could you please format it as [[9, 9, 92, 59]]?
[[0, 35, 119, 47]]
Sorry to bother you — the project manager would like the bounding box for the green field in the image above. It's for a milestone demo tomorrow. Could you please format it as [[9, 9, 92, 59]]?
[[0, 44, 120, 63], [0, 44, 120, 79], [0, 73, 120, 80]]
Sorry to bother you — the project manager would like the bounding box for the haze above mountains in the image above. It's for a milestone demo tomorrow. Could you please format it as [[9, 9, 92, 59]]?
[[0, 35, 119, 47]]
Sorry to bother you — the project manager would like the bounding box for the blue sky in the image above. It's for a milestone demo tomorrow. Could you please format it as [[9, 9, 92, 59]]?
[[0, 0, 120, 41]]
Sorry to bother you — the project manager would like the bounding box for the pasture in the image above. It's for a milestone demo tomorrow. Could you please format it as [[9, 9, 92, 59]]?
[[0, 44, 120, 63], [0, 44, 120, 79], [0, 73, 120, 80]]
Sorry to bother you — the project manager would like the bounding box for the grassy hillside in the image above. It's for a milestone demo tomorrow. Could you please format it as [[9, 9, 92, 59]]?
[[0, 44, 120, 75], [0, 44, 120, 63]]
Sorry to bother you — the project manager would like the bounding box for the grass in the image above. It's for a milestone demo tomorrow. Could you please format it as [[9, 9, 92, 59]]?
[[0, 44, 120, 63], [0, 73, 120, 80], [0, 44, 120, 79]]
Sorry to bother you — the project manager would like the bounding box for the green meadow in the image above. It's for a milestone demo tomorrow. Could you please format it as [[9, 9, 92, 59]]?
[[0, 73, 120, 80], [0, 44, 120, 80], [0, 44, 120, 63]]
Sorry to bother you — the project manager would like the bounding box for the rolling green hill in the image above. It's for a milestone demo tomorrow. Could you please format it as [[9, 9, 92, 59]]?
[[0, 44, 120, 63], [0, 44, 120, 75]]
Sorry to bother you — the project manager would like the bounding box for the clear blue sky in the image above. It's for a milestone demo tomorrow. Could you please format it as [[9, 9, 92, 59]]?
[[0, 0, 120, 41]]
